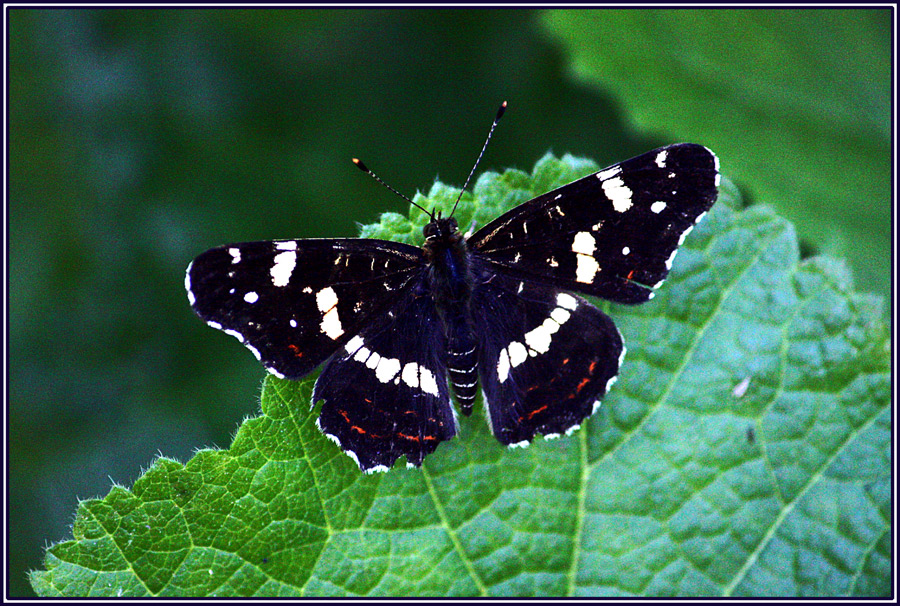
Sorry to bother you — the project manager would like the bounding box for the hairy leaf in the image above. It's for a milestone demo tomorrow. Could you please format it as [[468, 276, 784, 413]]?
[[31, 155, 890, 597]]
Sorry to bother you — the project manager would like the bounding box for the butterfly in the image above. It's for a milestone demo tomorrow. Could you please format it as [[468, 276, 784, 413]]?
[[186, 103, 719, 472]]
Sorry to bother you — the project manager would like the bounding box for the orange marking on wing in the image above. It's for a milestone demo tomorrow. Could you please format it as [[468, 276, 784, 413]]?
[[626, 270, 635, 280], [288, 344, 304, 358], [398, 432, 420, 442], [527, 404, 548, 419], [576, 377, 591, 393], [589, 360, 597, 374], [351, 425, 366, 434]]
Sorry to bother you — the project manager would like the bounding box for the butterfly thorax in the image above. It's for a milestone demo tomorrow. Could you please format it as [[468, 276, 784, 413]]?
[[422, 217, 474, 305], [422, 216, 479, 414]]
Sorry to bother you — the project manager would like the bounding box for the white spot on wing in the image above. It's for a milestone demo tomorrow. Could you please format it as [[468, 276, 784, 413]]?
[[575, 254, 600, 284], [224, 328, 244, 342], [571, 231, 596, 256], [711, 148, 721, 187], [650, 201, 667, 214], [655, 150, 668, 167], [665, 248, 679, 270], [276, 241, 298, 251], [320, 308, 343, 339], [364, 464, 391, 474], [497, 348, 510, 383], [375, 357, 401, 383], [596, 166, 622, 181], [622, 246, 630, 255], [317, 287, 338, 313], [524, 317, 561, 355], [228, 248, 241, 264], [419, 367, 439, 396], [507, 341, 528, 367], [557, 293, 577, 310], [572, 231, 600, 283], [271, 250, 297, 287], [317, 287, 343, 339], [550, 307, 571, 325], [185, 267, 195, 305], [401, 362, 419, 389], [345, 335, 364, 353], [243, 291, 259, 304], [606, 375, 617, 392], [602, 177, 633, 212]]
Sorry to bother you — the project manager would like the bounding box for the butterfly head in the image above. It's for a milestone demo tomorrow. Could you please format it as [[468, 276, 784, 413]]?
[[423, 216, 459, 242], [422, 216, 464, 262]]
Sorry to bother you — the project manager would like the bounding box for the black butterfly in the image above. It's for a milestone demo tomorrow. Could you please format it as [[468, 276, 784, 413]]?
[[186, 104, 719, 472]]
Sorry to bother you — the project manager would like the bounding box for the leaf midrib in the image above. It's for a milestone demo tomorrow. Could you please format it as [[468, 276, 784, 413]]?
[[420, 463, 489, 596]]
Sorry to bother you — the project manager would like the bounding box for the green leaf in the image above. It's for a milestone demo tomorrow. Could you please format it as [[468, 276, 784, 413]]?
[[541, 10, 891, 303], [31, 155, 889, 597]]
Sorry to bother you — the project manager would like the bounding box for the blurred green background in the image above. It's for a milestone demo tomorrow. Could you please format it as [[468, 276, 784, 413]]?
[[9, 9, 890, 597]]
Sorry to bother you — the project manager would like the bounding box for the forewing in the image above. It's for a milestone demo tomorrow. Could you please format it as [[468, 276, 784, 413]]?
[[472, 271, 624, 446], [186, 238, 423, 379], [313, 283, 456, 472], [469, 143, 719, 303]]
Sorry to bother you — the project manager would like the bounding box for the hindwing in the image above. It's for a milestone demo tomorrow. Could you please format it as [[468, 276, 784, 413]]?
[[313, 280, 456, 472], [471, 269, 624, 445]]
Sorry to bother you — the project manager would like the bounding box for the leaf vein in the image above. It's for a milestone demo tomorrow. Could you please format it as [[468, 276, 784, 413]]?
[[722, 406, 887, 596]]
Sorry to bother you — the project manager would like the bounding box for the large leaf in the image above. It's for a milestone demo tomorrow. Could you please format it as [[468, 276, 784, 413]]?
[[30, 155, 890, 597], [541, 10, 891, 303]]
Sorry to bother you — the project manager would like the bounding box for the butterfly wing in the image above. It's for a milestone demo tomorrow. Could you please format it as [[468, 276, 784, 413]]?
[[186, 238, 424, 379], [468, 143, 719, 303], [313, 279, 456, 472], [472, 270, 623, 445]]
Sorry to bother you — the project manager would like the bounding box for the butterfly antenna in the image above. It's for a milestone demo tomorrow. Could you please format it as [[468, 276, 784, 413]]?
[[450, 100, 507, 217], [352, 158, 433, 219]]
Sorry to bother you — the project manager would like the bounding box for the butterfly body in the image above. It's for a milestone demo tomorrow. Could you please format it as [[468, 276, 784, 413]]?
[[187, 143, 719, 472], [422, 216, 480, 414]]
